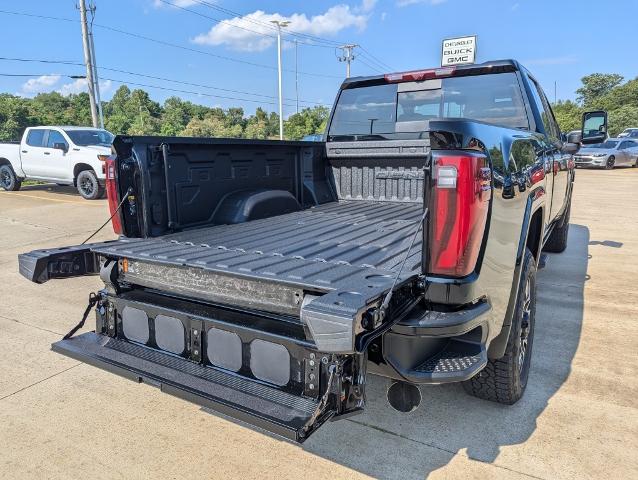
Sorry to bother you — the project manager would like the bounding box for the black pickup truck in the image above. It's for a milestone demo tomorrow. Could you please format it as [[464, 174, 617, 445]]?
[[19, 60, 606, 442]]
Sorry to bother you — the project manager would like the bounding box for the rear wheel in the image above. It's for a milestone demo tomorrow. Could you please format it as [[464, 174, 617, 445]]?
[[0, 164, 22, 191], [605, 156, 615, 169], [76, 169, 104, 200], [462, 248, 536, 404]]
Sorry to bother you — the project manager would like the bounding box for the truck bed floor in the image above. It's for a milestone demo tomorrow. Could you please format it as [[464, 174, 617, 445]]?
[[93, 200, 423, 294]]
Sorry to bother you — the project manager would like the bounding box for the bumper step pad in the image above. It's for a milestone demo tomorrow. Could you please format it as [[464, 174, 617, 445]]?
[[52, 332, 327, 442]]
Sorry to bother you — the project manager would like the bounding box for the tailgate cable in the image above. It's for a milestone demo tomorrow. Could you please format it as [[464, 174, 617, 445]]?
[[62, 292, 99, 340], [378, 207, 429, 322], [81, 187, 133, 245], [302, 362, 337, 436]]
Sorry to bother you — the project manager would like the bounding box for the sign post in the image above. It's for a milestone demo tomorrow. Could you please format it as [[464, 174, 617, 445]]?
[[441, 35, 477, 66]]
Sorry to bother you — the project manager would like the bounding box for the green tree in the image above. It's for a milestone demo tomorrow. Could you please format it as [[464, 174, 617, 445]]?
[[576, 73, 624, 107], [160, 96, 191, 136], [608, 105, 638, 136], [283, 106, 329, 140], [552, 100, 582, 133], [0, 94, 31, 141]]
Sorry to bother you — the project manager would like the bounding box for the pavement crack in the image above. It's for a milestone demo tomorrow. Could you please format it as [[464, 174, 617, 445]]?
[[345, 418, 548, 480], [0, 363, 81, 402], [0, 313, 65, 336]]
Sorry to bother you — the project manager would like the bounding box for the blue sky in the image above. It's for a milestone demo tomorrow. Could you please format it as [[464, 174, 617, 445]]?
[[2, 0, 637, 117]]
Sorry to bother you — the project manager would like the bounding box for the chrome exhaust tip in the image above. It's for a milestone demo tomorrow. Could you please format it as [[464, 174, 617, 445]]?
[[387, 380, 421, 413]]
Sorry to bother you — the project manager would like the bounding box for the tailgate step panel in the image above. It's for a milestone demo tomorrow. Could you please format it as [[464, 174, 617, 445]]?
[[53, 332, 326, 442]]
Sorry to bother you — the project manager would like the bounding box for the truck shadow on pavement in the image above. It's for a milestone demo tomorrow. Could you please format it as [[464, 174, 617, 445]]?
[[18, 183, 83, 198], [302, 224, 589, 479]]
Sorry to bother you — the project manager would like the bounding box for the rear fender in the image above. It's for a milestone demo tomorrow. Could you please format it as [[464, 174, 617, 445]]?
[[488, 191, 544, 359]]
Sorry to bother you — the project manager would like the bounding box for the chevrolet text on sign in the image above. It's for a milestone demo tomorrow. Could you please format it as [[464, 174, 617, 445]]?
[[441, 35, 477, 66]]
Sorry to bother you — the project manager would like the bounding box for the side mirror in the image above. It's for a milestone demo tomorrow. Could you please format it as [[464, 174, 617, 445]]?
[[53, 142, 68, 153], [581, 110, 608, 145]]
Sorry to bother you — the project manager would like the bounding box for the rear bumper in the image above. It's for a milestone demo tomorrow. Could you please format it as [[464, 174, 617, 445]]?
[[369, 300, 490, 384]]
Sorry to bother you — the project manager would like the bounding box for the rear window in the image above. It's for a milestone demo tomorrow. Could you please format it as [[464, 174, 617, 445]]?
[[328, 72, 529, 140], [26, 129, 46, 147]]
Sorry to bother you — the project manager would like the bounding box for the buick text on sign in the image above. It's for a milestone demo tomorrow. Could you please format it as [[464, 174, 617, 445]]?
[[441, 35, 477, 66]]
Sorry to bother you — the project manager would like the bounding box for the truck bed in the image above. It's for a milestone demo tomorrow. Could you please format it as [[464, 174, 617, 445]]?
[[92, 200, 423, 316]]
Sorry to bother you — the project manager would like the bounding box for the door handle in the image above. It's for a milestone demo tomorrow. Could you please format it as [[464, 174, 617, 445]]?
[[44, 152, 50, 155], [21, 150, 28, 153]]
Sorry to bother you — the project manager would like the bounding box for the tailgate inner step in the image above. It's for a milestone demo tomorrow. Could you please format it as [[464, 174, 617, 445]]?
[[53, 332, 325, 442]]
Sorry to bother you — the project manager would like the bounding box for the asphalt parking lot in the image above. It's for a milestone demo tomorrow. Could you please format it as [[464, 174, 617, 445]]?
[[1, 170, 637, 480]]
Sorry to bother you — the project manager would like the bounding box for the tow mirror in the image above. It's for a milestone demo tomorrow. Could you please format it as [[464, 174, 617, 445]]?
[[53, 142, 68, 153], [581, 110, 607, 145]]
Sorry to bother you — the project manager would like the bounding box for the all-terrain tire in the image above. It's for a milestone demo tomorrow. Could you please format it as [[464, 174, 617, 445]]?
[[462, 248, 537, 405], [0, 164, 22, 191], [76, 169, 104, 200], [543, 202, 571, 253]]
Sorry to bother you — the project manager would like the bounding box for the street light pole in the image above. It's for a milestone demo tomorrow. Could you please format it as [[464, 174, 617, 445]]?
[[271, 20, 289, 140]]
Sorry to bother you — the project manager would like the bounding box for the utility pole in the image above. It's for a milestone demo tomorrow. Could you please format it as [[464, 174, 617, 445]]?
[[337, 44, 358, 78], [88, 1, 104, 129], [294, 39, 299, 114], [79, 0, 99, 127], [271, 20, 289, 140]]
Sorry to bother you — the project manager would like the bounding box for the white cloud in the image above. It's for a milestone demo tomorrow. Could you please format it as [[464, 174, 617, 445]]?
[[21, 75, 61, 94], [192, 2, 374, 52], [358, 0, 378, 12], [397, 0, 447, 6], [57, 78, 113, 96]]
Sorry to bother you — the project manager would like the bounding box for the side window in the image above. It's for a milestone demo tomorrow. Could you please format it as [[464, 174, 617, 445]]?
[[46, 130, 68, 148], [26, 129, 46, 147], [529, 79, 561, 143]]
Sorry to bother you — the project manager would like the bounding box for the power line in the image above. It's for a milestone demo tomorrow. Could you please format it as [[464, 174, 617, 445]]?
[[0, 56, 326, 105], [359, 45, 394, 71], [189, 0, 343, 47], [0, 8, 343, 79], [0, 70, 324, 108], [357, 57, 384, 74]]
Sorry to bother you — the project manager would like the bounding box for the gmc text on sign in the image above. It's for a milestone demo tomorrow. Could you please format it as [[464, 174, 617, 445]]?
[[441, 35, 477, 66]]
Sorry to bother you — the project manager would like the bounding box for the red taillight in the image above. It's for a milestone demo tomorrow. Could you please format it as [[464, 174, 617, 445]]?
[[385, 67, 455, 83], [104, 155, 123, 235], [429, 153, 491, 277]]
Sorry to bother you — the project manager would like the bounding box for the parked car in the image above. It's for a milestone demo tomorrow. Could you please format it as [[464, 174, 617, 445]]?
[[301, 133, 323, 141], [18, 60, 605, 442], [0, 126, 114, 199], [574, 138, 638, 169], [618, 127, 638, 138]]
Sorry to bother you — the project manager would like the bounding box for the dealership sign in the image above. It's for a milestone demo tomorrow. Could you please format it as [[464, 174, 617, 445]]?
[[441, 35, 477, 66]]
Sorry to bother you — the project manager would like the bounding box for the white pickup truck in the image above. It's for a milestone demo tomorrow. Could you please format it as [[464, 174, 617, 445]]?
[[0, 126, 114, 200]]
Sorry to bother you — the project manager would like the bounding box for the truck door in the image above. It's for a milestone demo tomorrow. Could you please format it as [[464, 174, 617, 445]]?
[[20, 128, 48, 177], [528, 77, 568, 220], [44, 129, 72, 180]]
